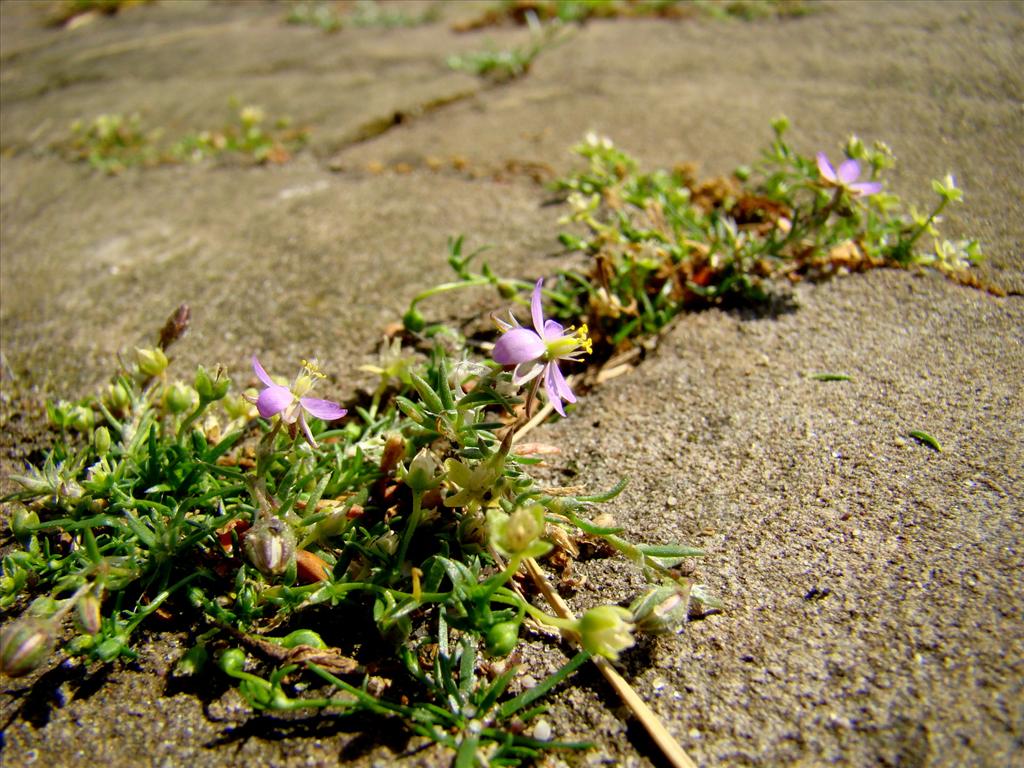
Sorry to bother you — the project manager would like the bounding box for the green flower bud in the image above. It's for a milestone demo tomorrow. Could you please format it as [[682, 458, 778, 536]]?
[[630, 584, 690, 636], [195, 365, 230, 402], [243, 517, 296, 578], [488, 505, 552, 559], [496, 280, 518, 299], [402, 307, 426, 333], [576, 605, 635, 661], [277, 629, 326, 649], [93, 426, 112, 457], [66, 634, 95, 655], [68, 405, 94, 433], [174, 644, 208, 676], [404, 448, 441, 492], [95, 636, 126, 662], [135, 347, 169, 378], [223, 392, 257, 421], [844, 134, 866, 160], [1, 617, 56, 677], [10, 506, 39, 538], [104, 381, 131, 411], [932, 173, 963, 203], [218, 647, 247, 676], [485, 621, 520, 657], [770, 114, 790, 136], [163, 382, 197, 414]]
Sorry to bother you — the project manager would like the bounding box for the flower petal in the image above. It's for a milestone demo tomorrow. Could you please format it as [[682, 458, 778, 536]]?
[[252, 356, 277, 388], [512, 359, 545, 386], [256, 385, 293, 418], [543, 319, 565, 341], [549, 362, 576, 404], [544, 364, 567, 417], [298, 413, 318, 449], [493, 328, 546, 365], [300, 397, 347, 421], [816, 153, 836, 183], [850, 180, 882, 197], [530, 278, 545, 335], [837, 159, 861, 185]]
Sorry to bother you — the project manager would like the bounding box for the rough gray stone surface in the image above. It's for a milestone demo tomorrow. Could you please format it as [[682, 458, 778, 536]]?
[[1, 1, 1021, 766]]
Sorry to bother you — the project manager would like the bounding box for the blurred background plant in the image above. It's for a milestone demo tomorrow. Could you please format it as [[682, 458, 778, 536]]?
[[62, 104, 308, 173], [285, 0, 442, 33]]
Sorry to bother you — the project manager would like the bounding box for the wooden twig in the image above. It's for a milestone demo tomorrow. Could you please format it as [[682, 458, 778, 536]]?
[[523, 557, 698, 768]]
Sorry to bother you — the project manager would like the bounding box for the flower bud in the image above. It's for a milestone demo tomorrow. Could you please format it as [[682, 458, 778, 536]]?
[[218, 647, 247, 676], [404, 448, 441, 492], [488, 505, 551, 558], [10, 505, 39, 538], [239, 105, 264, 126], [163, 382, 197, 414], [93, 426, 112, 457], [135, 347, 169, 378], [845, 134, 866, 160], [278, 629, 326, 650], [576, 605, 635, 661], [630, 584, 690, 636], [68, 405, 94, 433], [223, 392, 258, 421], [174, 644, 208, 676], [76, 591, 103, 635], [496, 280, 518, 299], [195, 365, 230, 402], [104, 381, 131, 412], [1, 617, 56, 677], [243, 517, 296, 577], [485, 621, 520, 657], [95, 636, 125, 661], [402, 307, 425, 333]]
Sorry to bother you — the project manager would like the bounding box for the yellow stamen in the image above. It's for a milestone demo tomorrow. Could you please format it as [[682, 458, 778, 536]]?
[[301, 359, 326, 379]]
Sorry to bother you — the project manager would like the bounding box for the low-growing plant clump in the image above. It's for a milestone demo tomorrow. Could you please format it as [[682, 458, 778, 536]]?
[[2, 119, 986, 765], [63, 104, 308, 174], [405, 119, 986, 365]]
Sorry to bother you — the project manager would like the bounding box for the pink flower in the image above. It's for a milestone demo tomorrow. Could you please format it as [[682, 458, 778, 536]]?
[[492, 279, 591, 417], [252, 356, 346, 447], [816, 152, 882, 197]]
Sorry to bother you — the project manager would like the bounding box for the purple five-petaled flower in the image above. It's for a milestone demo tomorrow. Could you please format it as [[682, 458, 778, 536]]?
[[252, 356, 346, 448], [492, 278, 592, 417], [816, 152, 882, 198]]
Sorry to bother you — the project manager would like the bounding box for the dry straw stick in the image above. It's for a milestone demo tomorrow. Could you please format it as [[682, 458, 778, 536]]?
[[510, 376, 699, 767], [522, 560, 698, 768]]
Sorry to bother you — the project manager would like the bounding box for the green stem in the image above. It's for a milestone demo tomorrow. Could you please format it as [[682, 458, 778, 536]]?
[[491, 589, 576, 631], [395, 491, 423, 571], [902, 197, 948, 251], [177, 399, 212, 443], [409, 277, 493, 310]]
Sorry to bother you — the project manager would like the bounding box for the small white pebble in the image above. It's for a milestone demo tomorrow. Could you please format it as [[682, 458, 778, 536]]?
[[532, 719, 552, 741]]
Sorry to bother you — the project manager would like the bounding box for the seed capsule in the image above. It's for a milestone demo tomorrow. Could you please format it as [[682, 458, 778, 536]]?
[[243, 517, 296, 577], [1, 617, 56, 678]]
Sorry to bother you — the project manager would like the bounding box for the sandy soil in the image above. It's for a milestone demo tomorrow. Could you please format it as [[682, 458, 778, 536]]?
[[1, 1, 1021, 766]]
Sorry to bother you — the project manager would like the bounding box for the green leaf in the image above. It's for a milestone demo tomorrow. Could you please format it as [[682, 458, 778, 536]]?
[[498, 651, 589, 719], [908, 430, 942, 452]]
